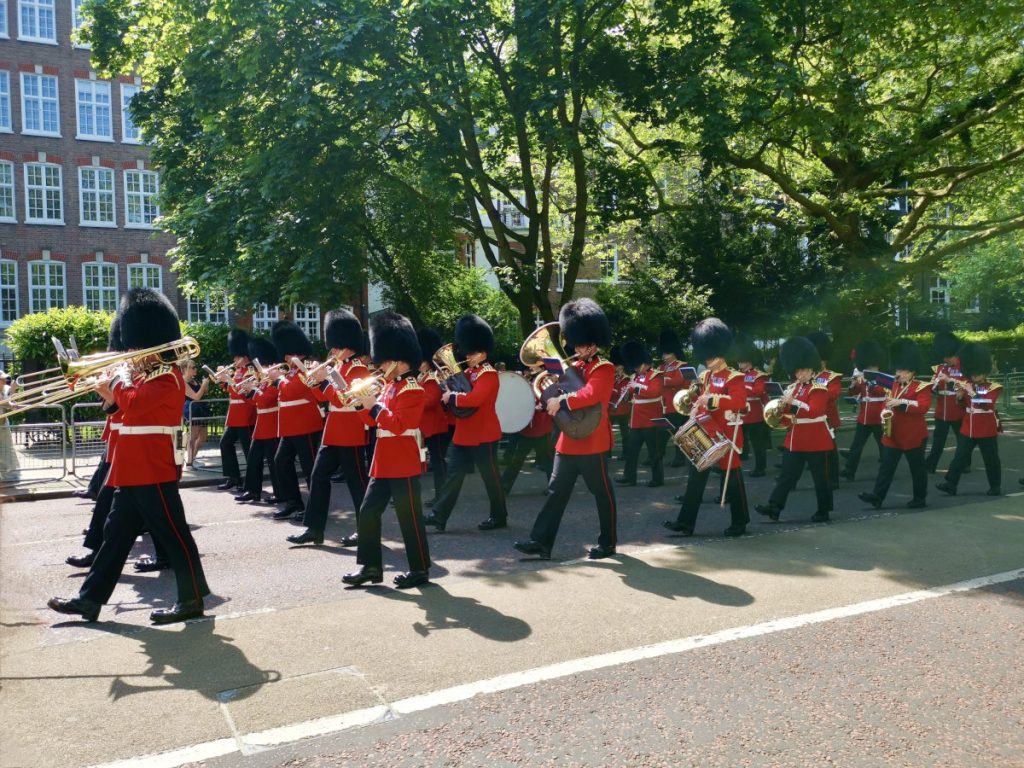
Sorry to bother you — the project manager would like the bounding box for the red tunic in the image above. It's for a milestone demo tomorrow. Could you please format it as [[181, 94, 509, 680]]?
[[782, 382, 835, 452], [560, 356, 615, 455], [105, 409, 124, 458], [107, 367, 186, 487], [848, 379, 888, 426], [958, 381, 1002, 438], [629, 369, 665, 429], [276, 370, 324, 437], [316, 358, 371, 447], [814, 370, 843, 430], [931, 360, 966, 421], [609, 373, 631, 418], [251, 385, 279, 441], [740, 369, 769, 425], [450, 364, 501, 445], [692, 367, 746, 469], [360, 375, 426, 478], [417, 372, 449, 438], [660, 360, 689, 412], [882, 380, 931, 451], [225, 367, 257, 428]]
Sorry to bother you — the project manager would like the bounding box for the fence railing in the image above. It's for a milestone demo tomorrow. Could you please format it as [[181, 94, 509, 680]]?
[[0, 403, 67, 485]]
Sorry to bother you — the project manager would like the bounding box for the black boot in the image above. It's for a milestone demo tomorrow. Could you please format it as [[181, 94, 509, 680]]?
[[47, 596, 101, 622], [217, 477, 240, 491], [150, 599, 204, 625]]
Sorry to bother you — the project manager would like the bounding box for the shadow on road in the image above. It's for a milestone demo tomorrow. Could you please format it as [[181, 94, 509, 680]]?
[[590, 553, 756, 606], [379, 584, 532, 642]]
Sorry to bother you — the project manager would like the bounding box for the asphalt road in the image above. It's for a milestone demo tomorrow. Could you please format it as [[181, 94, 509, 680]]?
[[1, 424, 1022, 767]]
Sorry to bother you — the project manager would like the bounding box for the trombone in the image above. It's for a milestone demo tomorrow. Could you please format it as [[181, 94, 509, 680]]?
[[0, 336, 201, 421]]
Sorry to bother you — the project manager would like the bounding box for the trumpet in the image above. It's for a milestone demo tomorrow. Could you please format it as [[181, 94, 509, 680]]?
[[334, 363, 398, 408], [202, 364, 235, 385], [299, 353, 342, 386], [1, 337, 201, 421], [763, 382, 799, 430]]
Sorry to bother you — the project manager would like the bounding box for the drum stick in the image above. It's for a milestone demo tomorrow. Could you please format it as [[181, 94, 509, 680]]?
[[719, 418, 743, 508]]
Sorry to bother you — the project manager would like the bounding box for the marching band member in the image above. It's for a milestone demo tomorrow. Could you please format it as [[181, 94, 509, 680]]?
[[924, 331, 968, 474], [514, 299, 617, 560], [755, 336, 835, 523], [425, 314, 508, 532], [48, 288, 209, 624], [288, 310, 370, 547], [859, 339, 932, 509], [841, 339, 886, 481], [617, 340, 666, 487], [664, 319, 749, 537], [342, 313, 432, 588], [416, 328, 451, 504], [235, 336, 282, 503], [608, 345, 631, 459], [734, 334, 770, 478], [501, 362, 554, 495], [936, 342, 1002, 497], [658, 329, 689, 468], [217, 329, 256, 492], [268, 320, 324, 520], [806, 330, 842, 489]]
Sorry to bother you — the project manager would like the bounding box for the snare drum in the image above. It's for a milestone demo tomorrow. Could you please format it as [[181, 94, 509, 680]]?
[[672, 418, 731, 472]]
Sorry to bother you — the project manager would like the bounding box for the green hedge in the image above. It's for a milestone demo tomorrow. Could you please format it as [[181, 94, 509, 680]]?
[[4, 307, 115, 370], [906, 325, 1024, 373]]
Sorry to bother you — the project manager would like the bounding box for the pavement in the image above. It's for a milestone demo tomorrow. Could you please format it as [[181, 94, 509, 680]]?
[[1, 424, 1022, 768]]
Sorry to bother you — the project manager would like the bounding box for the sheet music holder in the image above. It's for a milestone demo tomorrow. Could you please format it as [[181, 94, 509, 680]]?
[[650, 417, 677, 432], [542, 357, 565, 376], [680, 366, 698, 382], [863, 370, 896, 389], [765, 381, 786, 398]]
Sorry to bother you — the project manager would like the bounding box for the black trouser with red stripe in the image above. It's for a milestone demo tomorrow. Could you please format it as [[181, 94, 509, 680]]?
[[767, 450, 833, 515], [610, 416, 630, 458], [356, 475, 430, 572], [925, 418, 965, 472], [674, 464, 749, 530], [424, 431, 451, 499], [243, 437, 281, 498], [843, 423, 883, 477], [741, 421, 771, 473], [220, 425, 253, 480], [86, 450, 109, 498], [622, 427, 665, 484], [431, 440, 507, 525], [873, 444, 928, 502], [83, 482, 168, 564], [303, 444, 369, 534], [531, 452, 617, 551], [80, 482, 209, 605], [275, 431, 321, 508], [501, 433, 554, 493], [944, 435, 1000, 490]]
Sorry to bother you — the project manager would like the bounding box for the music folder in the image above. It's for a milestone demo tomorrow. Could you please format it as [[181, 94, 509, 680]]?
[[651, 417, 677, 432], [542, 357, 565, 376], [680, 366, 698, 382], [863, 370, 896, 388], [765, 381, 786, 397]]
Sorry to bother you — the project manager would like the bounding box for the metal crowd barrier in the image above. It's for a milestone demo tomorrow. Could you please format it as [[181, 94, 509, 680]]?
[[0, 403, 68, 486], [69, 401, 107, 476], [183, 398, 239, 474]]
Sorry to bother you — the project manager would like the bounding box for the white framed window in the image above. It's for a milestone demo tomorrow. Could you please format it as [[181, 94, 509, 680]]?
[[556, 262, 565, 291], [71, 0, 86, 32], [462, 239, 475, 268], [120, 83, 141, 143], [929, 277, 950, 305], [82, 261, 118, 311], [78, 166, 115, 226], [0, 71, 11, 131], [21, 72, 59, 135], [293, 303, 320, 341], [0, 260, 18, 325], [24, 162, 63, 224], [187, 294, 228, 325], [127, 263, 161, 290], [75, 79, 113, 140], [28, 260, 65, 312], [124, 169, 159, 227], [600, 249, 619, 281], [251, 303, 279, 332], [0, 0, 9, 37], [18, 0, 55, 43], [0, 161, 14, 222]]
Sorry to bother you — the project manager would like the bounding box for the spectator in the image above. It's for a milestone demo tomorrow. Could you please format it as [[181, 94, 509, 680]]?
[[181, 360, 211, 467], [0, 371, 20, 482]]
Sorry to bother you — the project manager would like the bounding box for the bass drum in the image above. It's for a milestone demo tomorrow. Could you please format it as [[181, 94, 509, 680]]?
[[496, 372, 536, 434]]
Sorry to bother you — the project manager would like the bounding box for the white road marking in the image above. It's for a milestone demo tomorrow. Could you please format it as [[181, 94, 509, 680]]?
[[84, 567, 1024, 768]]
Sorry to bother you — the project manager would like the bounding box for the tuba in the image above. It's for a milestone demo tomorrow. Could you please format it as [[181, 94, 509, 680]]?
[[432, 343, 476, 418], [518, 322, 600, 439]]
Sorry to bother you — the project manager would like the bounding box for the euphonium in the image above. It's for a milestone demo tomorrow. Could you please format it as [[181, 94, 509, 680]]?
[[432, 343, 476, 418], [763, 382, 799, 430], [431, 343, 469, 379], [672, 382, 700, 416]]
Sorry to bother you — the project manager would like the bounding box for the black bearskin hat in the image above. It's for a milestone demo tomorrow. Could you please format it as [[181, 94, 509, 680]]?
[[732, 333, 763, 367], [118, 288, 181, 350], [371, 312, 422, 369], [889, 338, 923, 373], [609, 344, 624, 367], [779, 337, 821, 376], [227, 328, 251, 358], [805, 330, 833, 364], [657, 328, 683, 357], [957, 342, 991, 378], [454, 314, 494, 356], [620, 339, 650, 371], [417, 327, 443, 364], [247, 336, 280, 366], [107, 314, 124, 353], [559, 298, 611, 349], [361, 331, 371, 357], [271, 320, 313, 358], [853, 340, 885, 370], [324, 309, 363, 352], [932, 330, 961, 360], [691, 318, 733, 364]]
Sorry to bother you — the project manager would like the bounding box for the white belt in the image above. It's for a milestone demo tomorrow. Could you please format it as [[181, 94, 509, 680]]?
[[633, 397, 661, 405], [278, 399, 310, 408], [938, 391, 957, 396], [377, 428, 421, 438], [965, 408, 993, 414], [119, 426, 179, 435], [329, 405, 359, 413], [109, 423, 122, 432], [746, 397, 762, 402], [256, 407, 279, 415], [229, 399, 247, 405], [794, 415, 828, 425], [861, 397, 886, 403]]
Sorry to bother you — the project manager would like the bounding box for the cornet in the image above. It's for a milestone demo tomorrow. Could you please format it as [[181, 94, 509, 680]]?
[[334, 363, 398, 408], [202, 364, 235, 385]]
